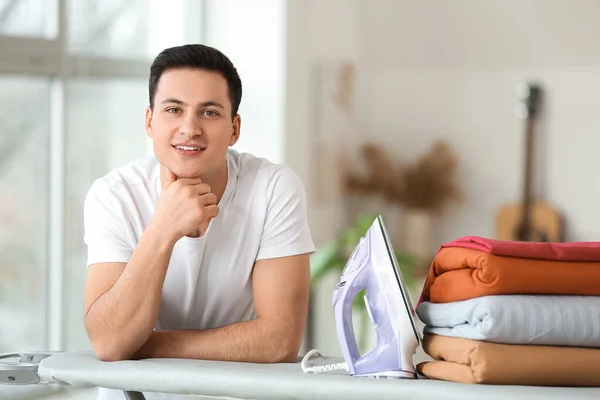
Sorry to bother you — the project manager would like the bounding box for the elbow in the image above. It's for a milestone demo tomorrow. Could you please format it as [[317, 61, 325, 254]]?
[[277, 351, 299, 363], [85, 317, 143, 362], [94, 344, 132, 362], [272, 338, 301, 363], [97, 349, 130, 362], [88, 334, 133, 362]]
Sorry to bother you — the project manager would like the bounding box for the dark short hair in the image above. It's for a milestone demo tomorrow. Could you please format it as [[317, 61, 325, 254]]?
[[148, 44, 242, 117]]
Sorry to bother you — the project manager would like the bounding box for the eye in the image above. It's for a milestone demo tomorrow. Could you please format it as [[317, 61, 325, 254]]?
[[203, 110, 219, 117], [166, 107, 181, 114]]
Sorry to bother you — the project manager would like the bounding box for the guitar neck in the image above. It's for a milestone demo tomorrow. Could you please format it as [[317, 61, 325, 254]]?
[[521, 117, 536, 214], [516, 83, 542, 240]]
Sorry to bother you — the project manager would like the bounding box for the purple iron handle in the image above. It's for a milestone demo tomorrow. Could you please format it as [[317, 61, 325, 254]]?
[[332, 217, 418, 378]]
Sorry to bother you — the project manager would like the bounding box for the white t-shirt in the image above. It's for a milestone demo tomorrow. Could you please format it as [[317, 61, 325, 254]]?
[[83, 149, 315, 400]]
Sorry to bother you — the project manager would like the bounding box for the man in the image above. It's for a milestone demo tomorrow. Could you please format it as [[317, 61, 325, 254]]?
[[82, 44, 314, 399]]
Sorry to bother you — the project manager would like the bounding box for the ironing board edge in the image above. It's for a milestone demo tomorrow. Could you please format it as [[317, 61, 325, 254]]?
[[35, 351, 600, 400]]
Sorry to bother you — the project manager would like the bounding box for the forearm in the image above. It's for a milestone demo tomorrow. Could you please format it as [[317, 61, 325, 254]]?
[[133, 318, 300, 363], [85, 223, 176, 360]]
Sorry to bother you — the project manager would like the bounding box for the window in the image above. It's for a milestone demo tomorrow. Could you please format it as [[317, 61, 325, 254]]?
[[64, 78, 150, 350], [67, 0, 192, 59], [0, 0, 57, 38], [0, 0, 203, 353], [0, 77, 50, 353]]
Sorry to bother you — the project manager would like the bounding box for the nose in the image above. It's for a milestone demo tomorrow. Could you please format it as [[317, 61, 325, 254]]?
[[179, 113, 202, 137]]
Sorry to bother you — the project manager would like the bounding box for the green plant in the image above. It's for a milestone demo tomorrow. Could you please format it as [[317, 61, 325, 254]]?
[[309, 213, 415, 351]]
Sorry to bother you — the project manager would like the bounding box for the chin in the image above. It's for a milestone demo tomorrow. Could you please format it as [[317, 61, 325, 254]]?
[[176, 170, 204, 179], [166, 163, 203, 179]]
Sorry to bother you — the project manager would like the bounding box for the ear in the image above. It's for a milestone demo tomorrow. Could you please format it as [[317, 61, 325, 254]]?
[[145, 106, 153, 139], [229, 114, 241, 146]]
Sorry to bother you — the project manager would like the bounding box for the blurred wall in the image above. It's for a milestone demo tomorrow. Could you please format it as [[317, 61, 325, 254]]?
[[285, 0, 361, 245], [287, 0, 600, 356], [286, 0, 362, 356], [357, 0, 600, 245]]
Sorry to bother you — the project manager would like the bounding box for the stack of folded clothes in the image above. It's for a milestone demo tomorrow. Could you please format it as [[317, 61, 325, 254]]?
[[414, 236, 600, 386]]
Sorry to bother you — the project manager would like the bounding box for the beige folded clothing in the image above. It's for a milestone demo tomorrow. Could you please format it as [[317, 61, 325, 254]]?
[[417, 334, 600, 386]]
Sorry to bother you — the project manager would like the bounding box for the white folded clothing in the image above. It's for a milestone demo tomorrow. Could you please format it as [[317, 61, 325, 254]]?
[[416, 294, 600, 347]]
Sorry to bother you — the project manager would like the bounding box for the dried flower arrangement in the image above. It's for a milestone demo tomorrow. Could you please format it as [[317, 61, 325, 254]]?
[[344, 140, 461, 215]]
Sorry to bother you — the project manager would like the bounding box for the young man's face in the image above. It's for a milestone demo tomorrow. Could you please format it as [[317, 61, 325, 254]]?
[[145, 68, 240, 180]]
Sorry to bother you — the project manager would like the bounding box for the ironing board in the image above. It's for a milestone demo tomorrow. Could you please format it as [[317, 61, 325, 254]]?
[[2, 351, 600, 400]]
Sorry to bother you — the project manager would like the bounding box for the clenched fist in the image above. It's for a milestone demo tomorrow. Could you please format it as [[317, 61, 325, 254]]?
[[152, 165, 220, 241]]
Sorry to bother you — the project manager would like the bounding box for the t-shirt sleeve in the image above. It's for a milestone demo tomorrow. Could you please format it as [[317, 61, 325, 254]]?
[[256, 166, 315, 261], [83, 179, 134, 266]]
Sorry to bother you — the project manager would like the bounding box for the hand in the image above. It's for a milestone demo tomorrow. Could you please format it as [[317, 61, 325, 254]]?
[[152, 166, 219, 241]]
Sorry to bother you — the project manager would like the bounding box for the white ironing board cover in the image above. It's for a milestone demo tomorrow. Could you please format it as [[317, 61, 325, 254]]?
[[36, 351, 600, 400]]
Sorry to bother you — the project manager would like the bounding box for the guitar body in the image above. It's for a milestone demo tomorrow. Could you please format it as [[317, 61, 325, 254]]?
[[495, 82, 564, 242], [496, 200, 562, 242]]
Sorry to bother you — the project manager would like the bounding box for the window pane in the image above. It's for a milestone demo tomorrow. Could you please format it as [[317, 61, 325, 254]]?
[[67, 0, 195, 60], [64, 78, 151, 350], [0, 77, 50, 353], [0, 0, 57, 38], [203, 0, 285, 164]]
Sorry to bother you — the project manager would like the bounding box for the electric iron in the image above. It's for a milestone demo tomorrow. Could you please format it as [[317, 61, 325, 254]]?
[[332, 215, 421, 379]]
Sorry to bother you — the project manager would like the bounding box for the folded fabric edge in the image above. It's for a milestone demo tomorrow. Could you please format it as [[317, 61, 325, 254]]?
[[416, 361, 478, 385]]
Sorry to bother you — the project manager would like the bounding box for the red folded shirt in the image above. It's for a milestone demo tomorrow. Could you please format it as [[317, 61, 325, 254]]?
[[441, 236, 600, 262]]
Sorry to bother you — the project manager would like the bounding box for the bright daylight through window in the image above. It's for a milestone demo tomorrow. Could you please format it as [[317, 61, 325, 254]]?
[[0, 0, 202, 354]]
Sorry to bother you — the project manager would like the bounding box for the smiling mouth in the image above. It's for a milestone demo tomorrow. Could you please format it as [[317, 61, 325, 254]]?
[[173, 145, 205, 151]]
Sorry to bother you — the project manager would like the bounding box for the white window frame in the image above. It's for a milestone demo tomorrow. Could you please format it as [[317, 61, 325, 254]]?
[[0, 0, 204, 352]]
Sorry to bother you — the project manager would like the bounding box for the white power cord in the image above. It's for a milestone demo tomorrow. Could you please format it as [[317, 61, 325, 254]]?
[[300, 349, 348, 374]]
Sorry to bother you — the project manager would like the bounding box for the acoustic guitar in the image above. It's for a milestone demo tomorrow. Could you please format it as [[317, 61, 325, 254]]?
[[495, 82, 563, 242]]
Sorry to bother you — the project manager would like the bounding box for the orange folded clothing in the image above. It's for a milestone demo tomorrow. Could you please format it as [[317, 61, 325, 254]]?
[[418, 247, 600, 304], [417, 334, 600, 386]]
